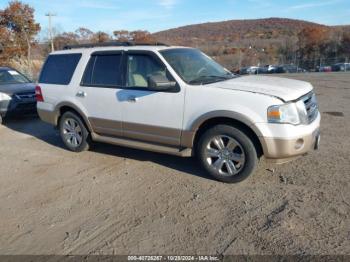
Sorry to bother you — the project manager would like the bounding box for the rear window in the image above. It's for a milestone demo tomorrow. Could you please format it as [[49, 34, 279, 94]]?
[[39, 54, 82, 85], [82, 54, 123, 87]]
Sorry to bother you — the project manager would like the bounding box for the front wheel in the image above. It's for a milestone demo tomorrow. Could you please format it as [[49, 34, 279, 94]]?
[[59, 111, 90, 152], [197, 125, 258, 183]]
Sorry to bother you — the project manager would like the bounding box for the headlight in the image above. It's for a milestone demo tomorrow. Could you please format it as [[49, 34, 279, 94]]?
[[267, 101, 308, 125], [0, 92, 12, 101]]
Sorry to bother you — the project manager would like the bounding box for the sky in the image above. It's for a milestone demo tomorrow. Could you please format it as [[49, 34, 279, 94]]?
[[0, 0, 350, 38]]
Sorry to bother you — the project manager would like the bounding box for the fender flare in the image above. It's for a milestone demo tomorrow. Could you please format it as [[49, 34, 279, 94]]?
[[54, 102, 93, 132], [181, 110, 264, 148]]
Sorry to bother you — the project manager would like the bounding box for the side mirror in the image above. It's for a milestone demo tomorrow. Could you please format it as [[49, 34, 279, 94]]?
[[147, 75, 176, 91]]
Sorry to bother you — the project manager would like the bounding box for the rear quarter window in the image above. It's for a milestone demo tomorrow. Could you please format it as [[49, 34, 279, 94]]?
[[39, 54, 82, 85]]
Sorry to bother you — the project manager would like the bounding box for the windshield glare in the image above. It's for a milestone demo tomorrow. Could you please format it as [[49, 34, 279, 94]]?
[[0, 69, 30, 85], [160, 48, 235, 84]]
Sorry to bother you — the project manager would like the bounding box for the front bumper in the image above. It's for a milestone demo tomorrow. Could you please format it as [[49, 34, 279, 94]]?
[[0, 99, 37, 117], [255, 112, 321, 163]]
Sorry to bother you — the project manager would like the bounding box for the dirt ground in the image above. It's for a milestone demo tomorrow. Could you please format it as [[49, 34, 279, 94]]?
[[0, 72, 349, 256]]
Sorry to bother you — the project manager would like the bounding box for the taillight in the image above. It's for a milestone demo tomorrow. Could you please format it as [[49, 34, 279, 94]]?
[[35, 85, 44, 102]]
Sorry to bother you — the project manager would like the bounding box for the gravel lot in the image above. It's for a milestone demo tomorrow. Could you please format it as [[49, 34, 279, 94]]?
[[0, 72, 349, 255]]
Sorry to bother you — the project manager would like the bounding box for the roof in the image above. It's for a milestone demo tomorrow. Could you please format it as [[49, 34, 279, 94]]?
[[63, 41, 168, 49], [52, 44, 191, 55]]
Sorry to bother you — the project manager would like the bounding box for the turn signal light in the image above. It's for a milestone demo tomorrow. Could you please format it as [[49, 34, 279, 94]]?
[[267, 110, 281, 118]]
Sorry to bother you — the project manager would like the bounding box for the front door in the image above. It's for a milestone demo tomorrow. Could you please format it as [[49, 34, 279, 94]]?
[[118, 51, 185, 146]]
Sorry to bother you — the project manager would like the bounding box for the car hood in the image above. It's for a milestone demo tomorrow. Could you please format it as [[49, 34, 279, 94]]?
[[0, 83, 36, 95], [212, 75, 313, 101]]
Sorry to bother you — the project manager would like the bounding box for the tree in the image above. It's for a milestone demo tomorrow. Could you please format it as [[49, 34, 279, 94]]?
[[0, 27, 12, 64], [113, 30, 156, 43], [75, 27, 94, 43], [341, 31, 350, 59], [130, 30, 156, 43], [53, 32, 79, 50], [113, 30, 130, 41], [92, 31, 111, 43], [0, 0, 40, 71], [297, 26, 330, 69]]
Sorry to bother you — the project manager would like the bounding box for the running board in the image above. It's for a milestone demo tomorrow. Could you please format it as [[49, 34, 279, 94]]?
[[91, 132, 192, 157]]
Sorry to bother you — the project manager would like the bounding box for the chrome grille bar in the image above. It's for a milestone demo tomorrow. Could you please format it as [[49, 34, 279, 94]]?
[[302, 92, 318, 123]]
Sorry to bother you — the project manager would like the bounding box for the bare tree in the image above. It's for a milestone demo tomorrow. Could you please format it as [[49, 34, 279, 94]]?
[[0, 1, 40, 75]]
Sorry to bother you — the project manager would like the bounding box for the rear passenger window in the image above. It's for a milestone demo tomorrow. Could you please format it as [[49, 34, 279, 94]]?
[[39, 54, 81, 85], [82, 54, 122, 87]]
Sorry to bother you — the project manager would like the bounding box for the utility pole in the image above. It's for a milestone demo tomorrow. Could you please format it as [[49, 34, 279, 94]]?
[[45, 12, 56, 52]]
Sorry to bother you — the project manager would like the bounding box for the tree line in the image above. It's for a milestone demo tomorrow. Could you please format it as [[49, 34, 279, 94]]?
[[52, 28, 156, 51]]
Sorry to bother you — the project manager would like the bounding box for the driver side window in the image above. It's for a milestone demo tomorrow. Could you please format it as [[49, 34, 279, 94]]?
[[127, 54, 169, 88]]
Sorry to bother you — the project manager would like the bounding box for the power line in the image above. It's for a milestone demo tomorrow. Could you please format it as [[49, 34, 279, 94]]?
[[45, 12, 56, 52]]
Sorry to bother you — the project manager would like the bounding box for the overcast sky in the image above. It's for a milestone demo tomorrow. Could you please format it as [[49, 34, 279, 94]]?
[[1, 0, 349, 37]]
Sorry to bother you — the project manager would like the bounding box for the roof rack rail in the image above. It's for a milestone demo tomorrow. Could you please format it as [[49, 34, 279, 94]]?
[[63, 41, 168, 50]]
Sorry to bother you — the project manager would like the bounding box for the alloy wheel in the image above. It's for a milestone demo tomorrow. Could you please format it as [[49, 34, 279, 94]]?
[[62, 118, 83, 147], [204, 135, 245, 176]]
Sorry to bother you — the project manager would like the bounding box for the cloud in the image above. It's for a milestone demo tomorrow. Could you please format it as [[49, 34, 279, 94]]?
[[159, 0, 178, 9], [288, 0, 340, 10]]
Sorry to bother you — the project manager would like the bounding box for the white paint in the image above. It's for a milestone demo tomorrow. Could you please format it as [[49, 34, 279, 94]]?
[[38, 46, 320, 148]]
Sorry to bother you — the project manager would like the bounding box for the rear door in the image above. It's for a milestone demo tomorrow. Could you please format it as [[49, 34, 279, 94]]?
[[78, 51, 124, 137]]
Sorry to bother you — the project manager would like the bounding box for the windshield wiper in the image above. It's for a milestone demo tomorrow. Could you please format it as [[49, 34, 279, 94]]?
[[189, 75, 231, 85]]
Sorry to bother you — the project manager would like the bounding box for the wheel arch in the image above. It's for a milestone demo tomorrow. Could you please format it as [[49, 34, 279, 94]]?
[[184, 111, 264, 157], [55, 102, 93, 132]]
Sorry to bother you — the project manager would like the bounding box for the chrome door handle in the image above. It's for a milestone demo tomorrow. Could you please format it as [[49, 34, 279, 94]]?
[[76, 91, 87, 98], [127, 96, 138, 103]]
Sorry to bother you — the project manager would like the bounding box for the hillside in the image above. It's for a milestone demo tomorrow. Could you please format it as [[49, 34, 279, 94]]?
[[153, 18, 350, 69], [154, 18, 325, 45]]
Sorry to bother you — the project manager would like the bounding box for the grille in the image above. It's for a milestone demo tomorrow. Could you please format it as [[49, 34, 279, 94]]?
[[302, 92, 318, 123]]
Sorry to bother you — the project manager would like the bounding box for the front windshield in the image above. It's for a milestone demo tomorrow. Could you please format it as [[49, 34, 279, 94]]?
[[0, 69, 30, 85], [160, 48, 236, 85]]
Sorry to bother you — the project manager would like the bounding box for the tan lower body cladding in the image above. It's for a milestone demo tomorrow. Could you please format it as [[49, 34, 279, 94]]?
[[261, 128, 319, 163], [89, 117, 188, 147]]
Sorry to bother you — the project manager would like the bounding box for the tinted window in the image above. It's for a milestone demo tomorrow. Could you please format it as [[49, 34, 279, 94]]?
[[82, 54, 122, 87], [127, 54, 168, 88], [39, 54, 81, 85], [81, 56, 95, 85]]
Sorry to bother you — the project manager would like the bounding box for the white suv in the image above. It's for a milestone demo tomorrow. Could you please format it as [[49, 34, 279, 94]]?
[[36, 42, 321, 183]]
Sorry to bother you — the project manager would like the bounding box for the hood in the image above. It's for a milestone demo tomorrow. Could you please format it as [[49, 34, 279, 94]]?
[[0, 83, 36, 95], [212, 75, 313, 101]]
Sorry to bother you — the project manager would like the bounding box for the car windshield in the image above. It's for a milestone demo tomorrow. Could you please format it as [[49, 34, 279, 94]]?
[[0, 69, 30, 85], [160, 48, 236, 85]]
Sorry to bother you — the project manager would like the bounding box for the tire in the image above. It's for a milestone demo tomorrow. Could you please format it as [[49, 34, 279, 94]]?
[[197, 124, 258, 183], [59, 111, 90, 152]]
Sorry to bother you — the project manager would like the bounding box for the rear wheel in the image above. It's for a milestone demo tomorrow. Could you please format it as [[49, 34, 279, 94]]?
[[59, 111, 90, 152], [197, 124, 258, 183]]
